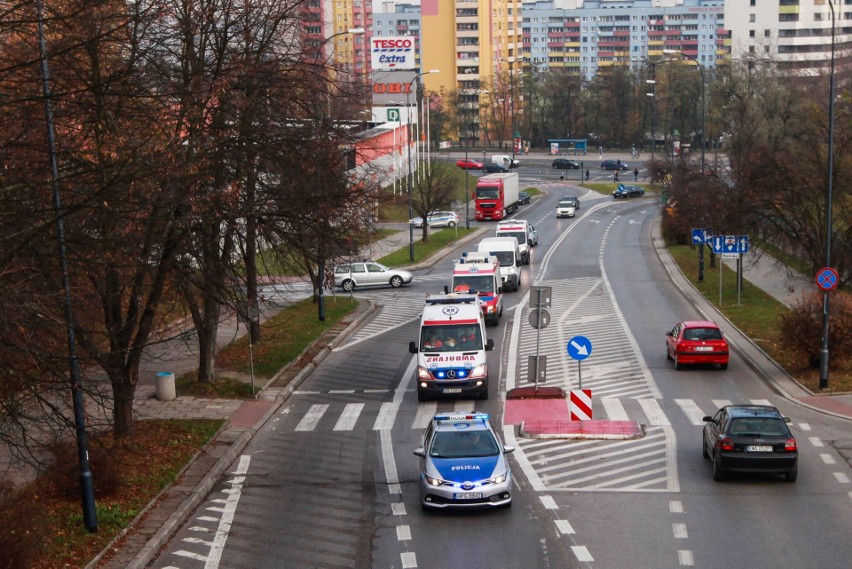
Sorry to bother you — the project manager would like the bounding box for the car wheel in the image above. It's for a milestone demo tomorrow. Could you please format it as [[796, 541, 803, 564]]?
[[712, 455, 725, 481], [785, 465, 798, 483], [500, 500, 512, 509], [341, 279, 355, 292], [674, 355, 682, 370], [417, 389, 429, 403], [720, 363, 728, 370], [702, 438, 709, 459], [390, 276, 403, 288], [666, 346, 673, 361], [479, 384, 489, 400], [448, 221, 456, 228]]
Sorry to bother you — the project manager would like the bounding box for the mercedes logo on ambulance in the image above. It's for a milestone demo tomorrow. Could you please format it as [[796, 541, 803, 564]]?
[[442, 306, 460, 315]]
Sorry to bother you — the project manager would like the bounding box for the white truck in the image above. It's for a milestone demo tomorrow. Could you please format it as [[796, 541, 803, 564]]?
[[477, 236, 522, 292], [475, 172, 520, 221], [491, 154, 520, 169]]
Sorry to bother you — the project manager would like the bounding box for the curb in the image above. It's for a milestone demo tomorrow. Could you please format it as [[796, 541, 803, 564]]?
[[652, 217, 852, 423], [94, 298, 378, 569]]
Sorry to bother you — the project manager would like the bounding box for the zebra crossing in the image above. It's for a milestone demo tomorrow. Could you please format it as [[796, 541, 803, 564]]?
[[276, 393, 799, 494], [334, 275, 448, 350]]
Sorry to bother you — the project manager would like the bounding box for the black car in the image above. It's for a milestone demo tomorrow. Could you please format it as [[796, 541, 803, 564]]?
[[601, 159, 629, 171], [552, 158, 580, 170], [483, 162, 509, 173], [702, 405, 798, 482], [612, 184, 645, 199], [518, 191, 531, 205]]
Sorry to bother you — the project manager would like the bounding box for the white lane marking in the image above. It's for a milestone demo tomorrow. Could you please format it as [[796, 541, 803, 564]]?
[[174, 551, 208, 561], [711, 399, 732, 410], [401, 551, 417, 568], [374, 402, 400, 431], [639, 398, 671, 425], [809, 437, 824, 447], [555, 519, 575, 535], [505, 426, 545, 491], [397, 525, 411, 541], [381, 429, 400, 489], [189, 526, 212, 533], [751, 399, 773, 406], [601, 398, 630, 421], [669, 500, 683, 514], [204, 455, 250, 569], [412, 402, 438, 429], [540, 495, 559, 509], [329, 389, 356, 394], [572, 546, 594, 562], [182, 537, 213, 546], [820, 453, 836, 465], [799, 422, 811, 431], [295, 404, 328, 431], [392, 502, 406, 515], [678, 550, 695, 566], [196, 516, 219, 522], [834, 472, 850, 484], [673, 523, 688, 538], [334, 403, 364, 431], [454, 400, 476, 412], [675, 399, 706, 426]]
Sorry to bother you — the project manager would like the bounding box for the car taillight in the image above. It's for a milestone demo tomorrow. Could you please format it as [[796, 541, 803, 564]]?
[[784, 438, 797, 452], [719, 438, 734, 452]]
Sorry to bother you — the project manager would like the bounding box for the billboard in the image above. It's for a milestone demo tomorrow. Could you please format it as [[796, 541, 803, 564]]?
[[371, 70, 417, 107], [370, 36, 416, 70]]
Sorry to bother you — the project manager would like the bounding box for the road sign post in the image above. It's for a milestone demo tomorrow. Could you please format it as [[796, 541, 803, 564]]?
[[567, 335, 592, 389], [530, 286, 552, 392]]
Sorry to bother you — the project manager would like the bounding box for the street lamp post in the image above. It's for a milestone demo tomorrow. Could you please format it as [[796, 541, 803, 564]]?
[[663, 50, 705, 175], [646, 62, 657, 165], [820, 0, 837, 389], [407, 69, 439, 262], [509, 57, 516, 161]]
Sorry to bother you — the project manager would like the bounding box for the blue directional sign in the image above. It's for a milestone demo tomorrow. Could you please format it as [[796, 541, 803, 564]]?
[[567, 335, 592, 361], [692, 228, 711, 245], [712, 234, 749, 254]]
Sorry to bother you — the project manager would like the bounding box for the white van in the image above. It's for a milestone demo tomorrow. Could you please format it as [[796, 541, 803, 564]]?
[[409, 293, 495, 401], [496, 219, 536, 265], [491, 154, 520, 169], [477, 236, 522, 291]]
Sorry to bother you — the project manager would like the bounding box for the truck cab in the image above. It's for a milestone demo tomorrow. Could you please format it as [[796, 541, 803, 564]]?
[[451, 252, 503, 325], [409, 293, 494, 402]]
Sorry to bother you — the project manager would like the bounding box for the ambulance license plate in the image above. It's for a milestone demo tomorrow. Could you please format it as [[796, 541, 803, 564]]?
[[443, 388, 462, 394]]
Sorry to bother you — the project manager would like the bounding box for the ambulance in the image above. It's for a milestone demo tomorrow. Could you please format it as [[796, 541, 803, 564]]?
[[450, 252, 503, 326], [409, 293, 494, 402]]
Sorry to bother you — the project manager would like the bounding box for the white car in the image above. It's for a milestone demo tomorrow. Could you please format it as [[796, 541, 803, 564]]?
[[334, 262, 413, 292], [409, 211, 460, 229]]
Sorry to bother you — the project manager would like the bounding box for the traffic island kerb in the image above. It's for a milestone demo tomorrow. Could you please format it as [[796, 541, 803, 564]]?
[[506, 386, 566, 399]]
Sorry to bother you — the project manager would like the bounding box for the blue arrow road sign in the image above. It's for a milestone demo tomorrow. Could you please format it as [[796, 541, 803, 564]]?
[[738, 235, 749, 253], [691, 228, 711, 245], [712, 235, 725, 253], [567, 336, 592, 361]]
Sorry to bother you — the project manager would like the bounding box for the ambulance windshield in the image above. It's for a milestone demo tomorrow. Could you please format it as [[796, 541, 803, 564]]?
[[453, 275, 494, 294], [421, 324, 482, 352]]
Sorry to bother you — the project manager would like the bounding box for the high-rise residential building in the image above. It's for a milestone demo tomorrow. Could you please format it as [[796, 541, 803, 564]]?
[[373, 2, 422, 67], [523, 0, 728, 80], [419, 0, 523, 141], [302, 0, 371, 79], [725, 0, 851, 74]]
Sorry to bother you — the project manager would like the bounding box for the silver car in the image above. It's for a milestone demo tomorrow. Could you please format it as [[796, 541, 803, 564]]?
[[414, 412, 514, 510], [334, 262, 413, 292]]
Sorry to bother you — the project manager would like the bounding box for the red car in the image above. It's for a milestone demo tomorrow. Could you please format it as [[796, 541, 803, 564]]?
[[456, 158, 484, 170], [666, 320, 729, 370]]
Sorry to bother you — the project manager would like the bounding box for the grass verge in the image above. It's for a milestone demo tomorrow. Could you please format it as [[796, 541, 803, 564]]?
[[378, 226, 479, 267]]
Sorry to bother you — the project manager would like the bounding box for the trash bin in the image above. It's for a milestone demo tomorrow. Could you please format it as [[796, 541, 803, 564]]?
[[155, 371, 176, 401]]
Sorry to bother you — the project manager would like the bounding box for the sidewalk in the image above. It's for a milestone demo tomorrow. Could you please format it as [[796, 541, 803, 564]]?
[[87, 210, 852, 569]]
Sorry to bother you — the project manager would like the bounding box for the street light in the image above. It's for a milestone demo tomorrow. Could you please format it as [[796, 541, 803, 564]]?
[[820, 0, 837, 389], [407, 69, 440, 262], [663, 49, 705, 175]]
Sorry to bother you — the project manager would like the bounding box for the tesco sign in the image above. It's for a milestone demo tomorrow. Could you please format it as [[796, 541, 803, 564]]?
[[370, 35, 415, 70]]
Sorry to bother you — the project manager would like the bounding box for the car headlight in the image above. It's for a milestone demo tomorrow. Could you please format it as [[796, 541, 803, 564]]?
[[469, 363, 487, 379], [425, 474, 443, 486], [484, 305, 494, 313], [490, 472, 508, 484], [417, 366, 432, 380]]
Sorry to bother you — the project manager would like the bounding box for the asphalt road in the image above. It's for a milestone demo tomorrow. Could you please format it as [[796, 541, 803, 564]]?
[[145, 165, 852, 569]]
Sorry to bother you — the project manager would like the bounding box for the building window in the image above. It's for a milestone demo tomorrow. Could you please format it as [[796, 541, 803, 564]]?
[[750, 30, 755, 37], [749, 14, 755, 22], [765, 29, 770, 37]]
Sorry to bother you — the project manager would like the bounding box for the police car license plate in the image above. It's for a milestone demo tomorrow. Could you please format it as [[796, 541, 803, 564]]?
[[454, 492, 483, 500], [443, 388, 462, 394]]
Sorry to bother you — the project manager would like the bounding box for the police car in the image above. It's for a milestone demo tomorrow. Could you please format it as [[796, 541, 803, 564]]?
[[413, 413, 514, 510]]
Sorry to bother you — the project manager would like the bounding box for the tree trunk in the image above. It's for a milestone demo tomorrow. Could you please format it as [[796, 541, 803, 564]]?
[[111, 371, 136, 439], [196, 295, 221, 384]]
